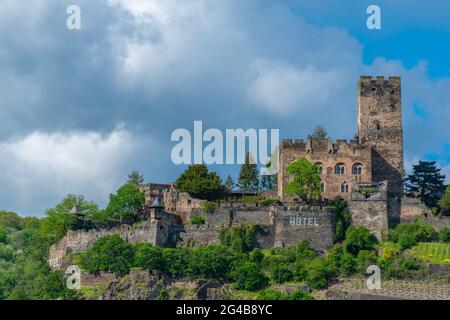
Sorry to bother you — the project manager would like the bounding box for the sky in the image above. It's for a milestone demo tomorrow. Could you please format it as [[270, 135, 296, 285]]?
[[1, 0, 450, 216]]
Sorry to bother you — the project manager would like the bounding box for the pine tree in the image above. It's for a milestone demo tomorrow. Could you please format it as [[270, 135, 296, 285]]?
[[225, 175, 235, 191], [405, 161, 446, 207], [260, 161, 278, 191], [127, 170, 144, 185], [238, 153, 259, 191]]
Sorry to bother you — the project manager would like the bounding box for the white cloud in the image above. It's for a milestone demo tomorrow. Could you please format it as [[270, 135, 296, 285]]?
[[246, 59, 342, 115], [0, 128, 143, 216]]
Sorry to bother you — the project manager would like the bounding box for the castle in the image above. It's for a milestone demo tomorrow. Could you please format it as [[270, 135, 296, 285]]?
[[278, 76, 403, 227]]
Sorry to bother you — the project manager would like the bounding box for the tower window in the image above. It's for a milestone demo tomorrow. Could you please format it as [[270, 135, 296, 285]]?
[[320, 183, 325, 193], [352, 164, 363, 175], [315, 163, 324, 175], [341, 182, 349, 193], [335, 164, 346, 175]]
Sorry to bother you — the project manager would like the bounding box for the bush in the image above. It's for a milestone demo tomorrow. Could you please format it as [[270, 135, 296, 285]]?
[[188, 245, 235, 280], [0, 228, 6, 244], [162, 248, 192, 278], [305, 257, 333, 289], [249, 248, 264, 264], [387, 222, 438, 249], [327, 246, 356, 276], [355, 250, 378, 274], [230, 261, 268, 292], [256, 289, 314, 300], [258, 198, 281, 206], [79, 235, 135, 276], [219, 225, 259, 253], [344, 227, 377, 255], [378, 254, 424, 279], [190, 216, 206, 225], [134, 243, 164, 271], [203, 201, 216, 214], [438, 227, 450, 243], [270, 264, 294, 284], [295, 240, 318, 261]]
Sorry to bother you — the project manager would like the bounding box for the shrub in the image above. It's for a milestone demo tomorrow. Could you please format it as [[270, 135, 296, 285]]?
[[190, 216, 206, 225], [295, 240, 318, 261], [134, 243, 164, 271], [378, 254, 424, 279], [387, 222, 438, 249], [344, 227, 377, 255], [219, 225, 259, 253], [161, 248, 192, 278], [289, 290, 315, 300], [270, 264, 294, 284], [327, 246, 356, 276], [355, 250, 378, 274], [0, 228, 6, 244], [305, 257, 333, 289], [188, 245, 234, 280], [79, 235, 135, 276], [256, 289, 314, 300], [439, 227, 450, 243], [203, 201, 216, 214], [258, 198, 281, 206], [230, 261, 268, 291], [249, 248, 264, 264]]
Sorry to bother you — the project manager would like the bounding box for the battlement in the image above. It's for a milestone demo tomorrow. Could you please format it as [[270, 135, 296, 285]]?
[[281, 138, 363, 154], [359, 75, 401, 84]]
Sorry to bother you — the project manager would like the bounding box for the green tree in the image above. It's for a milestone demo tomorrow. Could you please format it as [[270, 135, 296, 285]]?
[[238, 153, 259, 191], [39, 194, 99, 243], [331, 199, 351, 243], [405, 161, 446, 207], [437, 185, 450, 216], [105, 183, 145, 223], [230, 261, 268, 291], [344, 227, 378, 255], [285, 157, 321, 202], [0, 227, 6, 244], [260, 161, 278, 191], [224, 175, 235, 192], [79, 235, 135, 275], [188, 245, 235, 280], [134, 243, 164, 271], [438, 227, 450, 243], [307, 125, 328, 144], [127, 170, 144, 185], [175, 164, 226, 200]]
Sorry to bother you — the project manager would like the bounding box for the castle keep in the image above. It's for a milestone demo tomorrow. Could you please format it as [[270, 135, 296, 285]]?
[[278, 76, 403, 226]]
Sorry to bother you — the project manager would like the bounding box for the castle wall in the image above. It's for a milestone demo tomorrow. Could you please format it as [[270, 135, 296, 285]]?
[[350, 181, 389, 240], [278, 138, 372, 202]]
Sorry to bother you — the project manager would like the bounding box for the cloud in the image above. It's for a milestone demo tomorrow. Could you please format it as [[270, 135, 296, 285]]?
[[0, 128, 143, 216], [246, 59, 342, 115]]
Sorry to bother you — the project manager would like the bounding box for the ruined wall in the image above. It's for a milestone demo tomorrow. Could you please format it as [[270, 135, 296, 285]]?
[[278, 138, 372, 202], [350, 181, 389, 240], [163, 190, 205, 218], [272, 206, 335, 251]]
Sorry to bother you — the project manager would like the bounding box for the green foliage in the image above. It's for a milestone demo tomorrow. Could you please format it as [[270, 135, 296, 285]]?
[[203, 201, 216, 214], [305, 257, 333, 289], [439, 227, 450, 243], [219, 225, 259, 253], [378, 254, 424, 279], [104, 183, 145, 223], [249, 248, 264, 264], [438, 185, 450, 216], [387, 222, 438, 249], [0, 227, 6, 244], [256, 289, 314, 300], [258, 198, 281, 206], [134, 243, 164, 271], [175, 164, 227, 200], [331, 198, 350, 243], [270, 264, 294, 284], [344, 227, 378, 255], [127, 170, 144, 185], [224, 175, 235, 192], [230, 261, 268, 291], [408, 242, 450, 264], [161, 248, 192, 278], [238, 153, 259, 191], [190, 215, 206, 225], [188, 245, 235, 280], [355, 250, 378, 274], [405, 160, 446, 208], [79, 235, 135, 276], [285, 157, 321, 202], [326, 246, 356, 276], [39, 194, 99, 244], [260, 160, 278, 191]]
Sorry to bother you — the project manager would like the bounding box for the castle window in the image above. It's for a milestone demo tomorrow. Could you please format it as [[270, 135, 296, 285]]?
[[320, 183, 325, 193], [352, 164, 363, 175], [335, 164, 346, 175], [315, 163, 323, 175], [341, 182, 349, 193]]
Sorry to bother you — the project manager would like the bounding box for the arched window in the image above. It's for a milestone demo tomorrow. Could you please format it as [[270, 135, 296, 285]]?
[[341, 182, 349, 193], [352, 163, 363, 175], [335, 163, 346, 175], [320, 183, 325, 193], [315, 163, 324, 175]]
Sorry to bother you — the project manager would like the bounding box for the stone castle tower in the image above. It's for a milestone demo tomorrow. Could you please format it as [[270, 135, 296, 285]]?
[[278, 76, 404, 225]]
